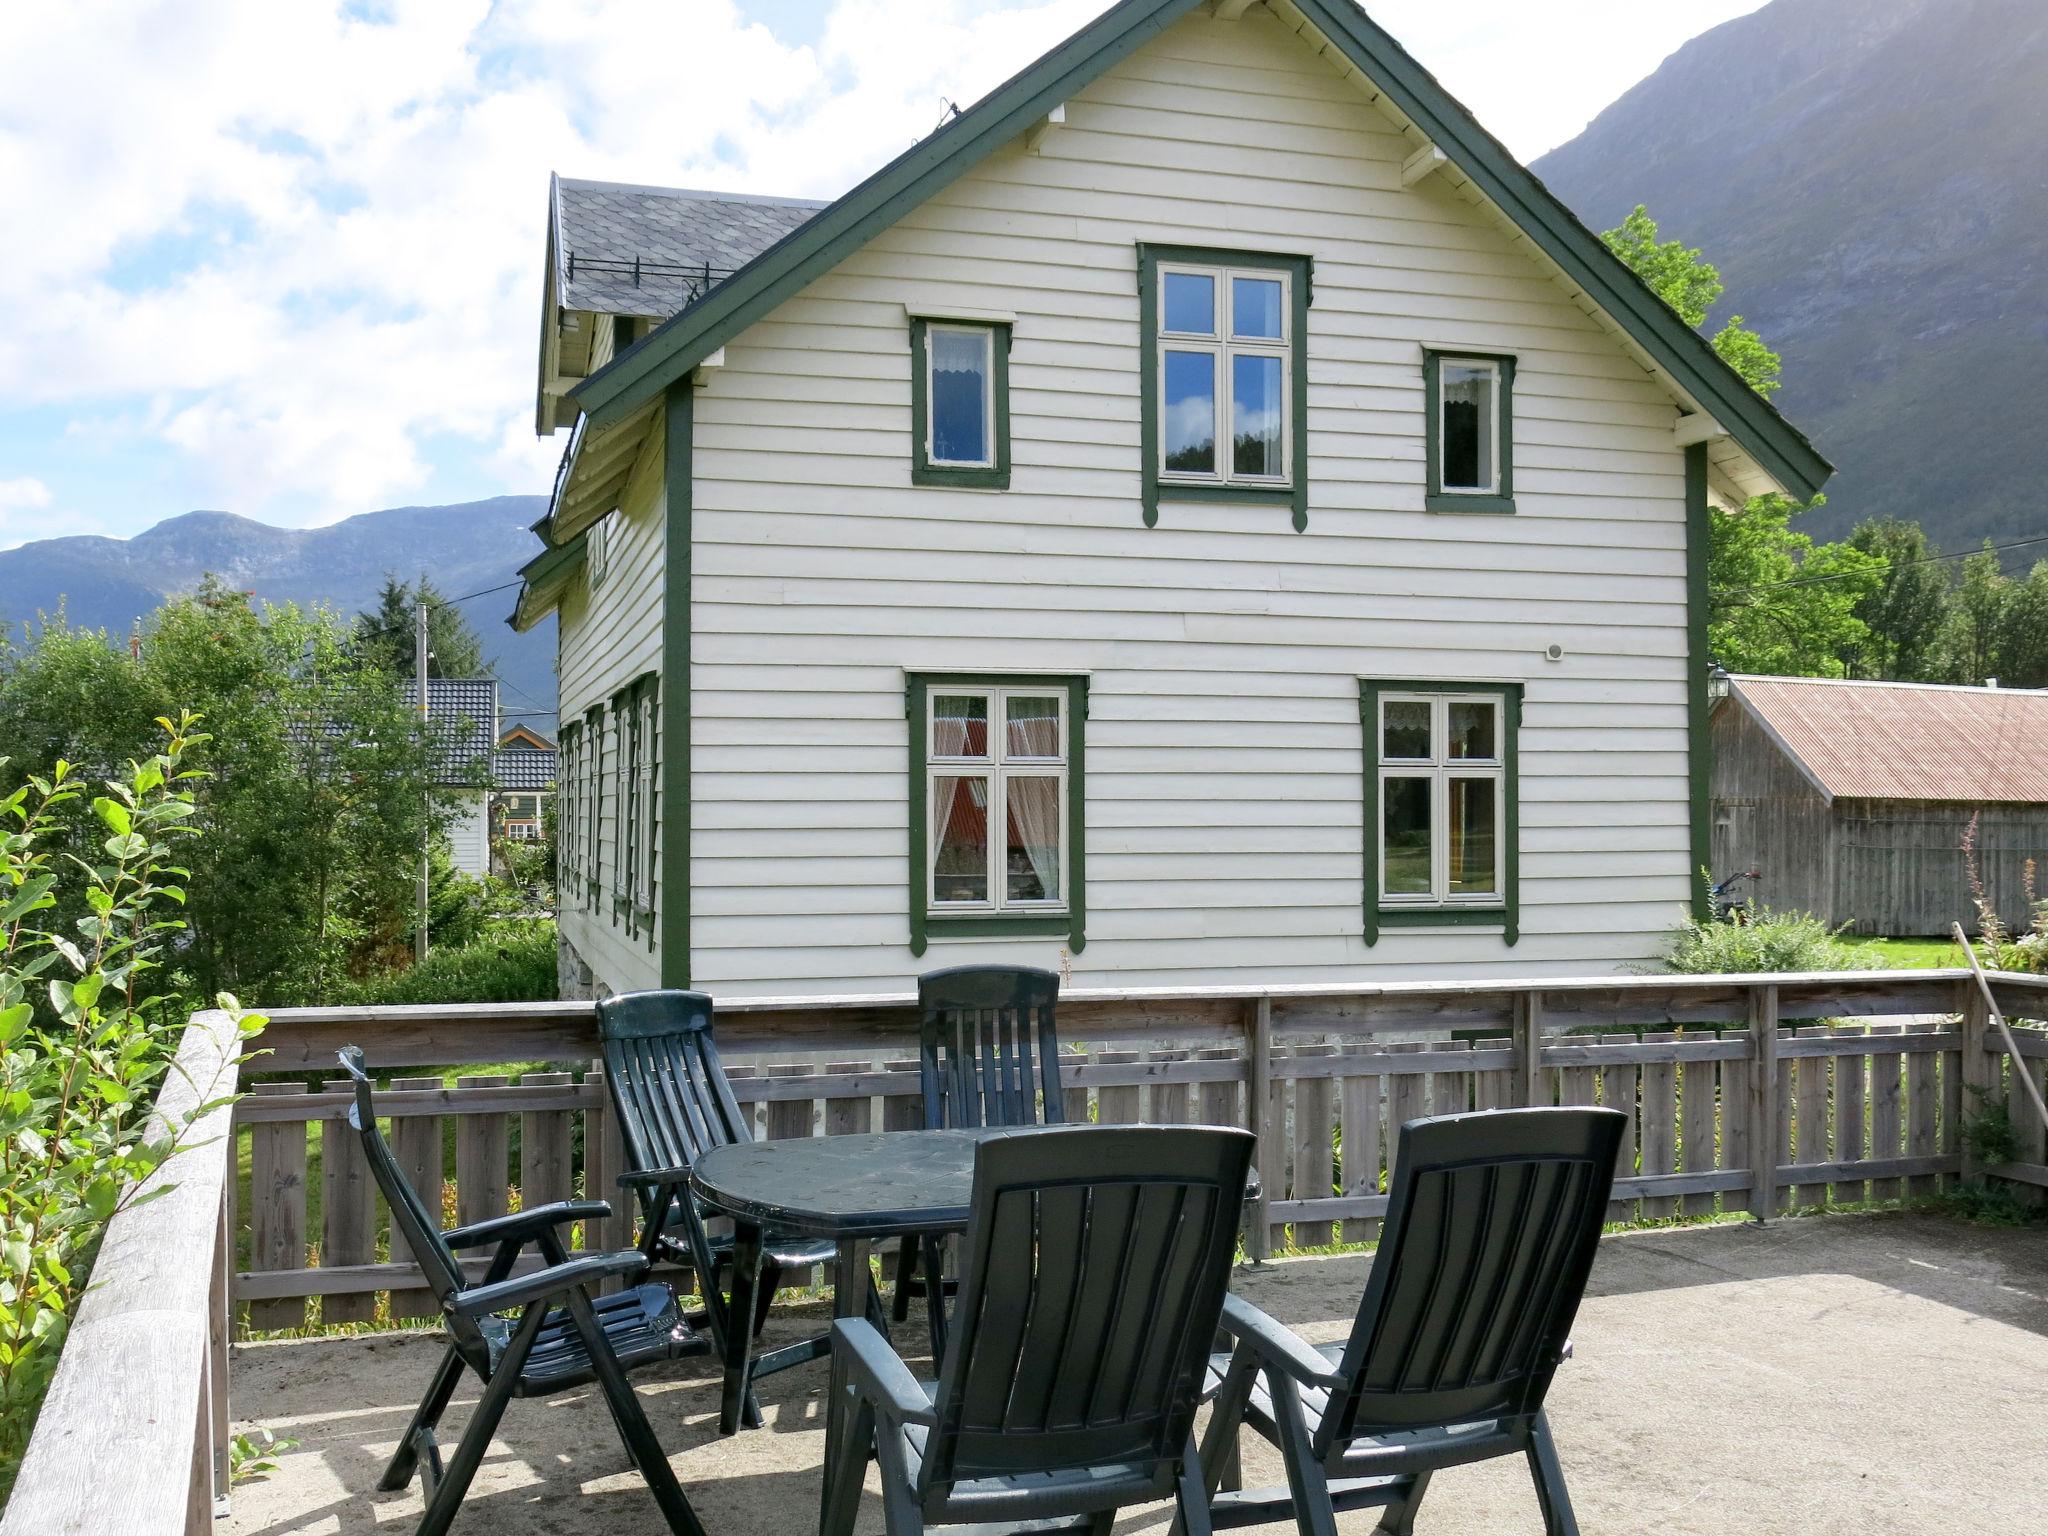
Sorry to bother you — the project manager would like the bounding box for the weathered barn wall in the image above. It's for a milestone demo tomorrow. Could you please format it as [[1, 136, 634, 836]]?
[[1832, 799, 2048, 937], [1709, 697, 1833, 920]]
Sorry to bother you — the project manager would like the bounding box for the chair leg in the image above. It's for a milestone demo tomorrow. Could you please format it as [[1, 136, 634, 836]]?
[[1173, 1430, 1216, 1536], [719, 1223, 765, 1435], [753, 1260, 783, 1340], [378, 1341, 465, 1492], [1085, 1514, 1115, 1536], [820, 1394, 876, 1536], [1268, 1369, 1339, 1536], [1526, 1412, 1581, 1536], [889, 1237, 918, 1323], [1199, 1349, 1258, 1500], [565, 1284, 709, 1536], [414, 1307, 545, 1536], [919, 1236, 948, 1362], [1371, 1471, 1432, 1536], [871, 1408, 923, 1536]]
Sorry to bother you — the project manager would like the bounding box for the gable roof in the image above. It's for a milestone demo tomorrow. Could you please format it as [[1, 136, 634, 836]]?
[[400, 676, 498, 784], [552, 0, 1830, 529], [492, 745, 558, 791], [552, 177, 827, 318], [1727, 674, 2048, 805]]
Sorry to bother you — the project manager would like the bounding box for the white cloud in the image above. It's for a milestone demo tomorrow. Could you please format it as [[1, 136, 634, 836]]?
[[0, 478, 53, 512], [0, 0, 1759, 533]]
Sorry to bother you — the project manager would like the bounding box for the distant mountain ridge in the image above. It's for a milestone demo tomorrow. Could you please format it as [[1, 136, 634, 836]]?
[[0, 496, 558, 719], [1532, 0, 2048, 548]]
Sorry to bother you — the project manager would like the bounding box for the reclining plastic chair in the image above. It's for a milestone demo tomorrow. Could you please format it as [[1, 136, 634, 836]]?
[[890, 964, 1064, 1357], [824, 1124, 1254, 1536], [597, 989, 842, 1432], [1195, 1107, 1625, 1536], [336, 1046, 708, 1536]]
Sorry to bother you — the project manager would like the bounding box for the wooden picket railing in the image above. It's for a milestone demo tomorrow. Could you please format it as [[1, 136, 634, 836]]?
[[229, 969, 2048, 1318]]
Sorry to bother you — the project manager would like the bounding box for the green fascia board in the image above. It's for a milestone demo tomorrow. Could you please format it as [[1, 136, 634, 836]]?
[[566, 0, 1830, 504], [1289, 0, 1831, 502], [1685, 441, 1712, 921], [509, 531, 587, 632]]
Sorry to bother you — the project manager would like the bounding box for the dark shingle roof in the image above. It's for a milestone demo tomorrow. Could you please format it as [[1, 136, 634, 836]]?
[[400, 677, 497, 783], [492, 747, 557, 792], [554, 178, 826, 317]]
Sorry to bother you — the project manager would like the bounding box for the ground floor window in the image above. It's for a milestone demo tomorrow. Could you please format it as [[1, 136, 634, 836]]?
[[907, 671, 1088, 955], [1361, 680, 1521, 945]]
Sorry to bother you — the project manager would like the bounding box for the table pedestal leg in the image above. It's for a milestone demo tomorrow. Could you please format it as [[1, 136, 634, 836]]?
[[718, 1221, 764, 1436], [818, 1237, 873, 1535]]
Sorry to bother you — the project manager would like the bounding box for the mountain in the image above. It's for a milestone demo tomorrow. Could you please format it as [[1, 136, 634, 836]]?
[[1532, 0, 2048, 549], [0, 496, 559, 721]]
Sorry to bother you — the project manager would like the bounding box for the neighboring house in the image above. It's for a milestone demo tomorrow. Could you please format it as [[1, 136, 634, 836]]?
[[1711, 675, 2048, 936], [512, 0, 1831, 1000], [401, 677, 498, 878], [494, 726, 558, 842]]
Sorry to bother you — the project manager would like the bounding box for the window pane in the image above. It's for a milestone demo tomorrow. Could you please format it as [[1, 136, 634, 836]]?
[[933, 694, 988, 758], [1447, 700, 1496, 760], [1232, 353, 1284, 476], [1232, 276, 1283, 339], [1163, 271, 1215, 334], [1383, 776, 1432, 896], [1382, 701, 1431, 760], [1163, 350, 1217, 473], [1441, 363, 1495, 490], [1005, 776, 1061, 902], [1447, 777, 1499, 896], [930, 329, 990, 464], [1005, 695, 1060, 758], [932, 774, 989, 902]]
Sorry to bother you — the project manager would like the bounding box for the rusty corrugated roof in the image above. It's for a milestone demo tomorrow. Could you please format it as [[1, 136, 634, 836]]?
[[1730, 674, 2048, 803]]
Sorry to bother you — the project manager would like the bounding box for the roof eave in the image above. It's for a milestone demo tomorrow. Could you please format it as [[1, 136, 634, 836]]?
[[509, 530, 588, 633]]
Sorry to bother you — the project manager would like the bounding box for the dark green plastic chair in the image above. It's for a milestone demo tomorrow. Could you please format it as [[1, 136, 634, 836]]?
[[824, 1124, 1255, 1536], [1195, 1107, 1626, 1536], [335, 1047, 708, 1536], [596, 989, 841, 1432], [890, 964, 1064, 1357]]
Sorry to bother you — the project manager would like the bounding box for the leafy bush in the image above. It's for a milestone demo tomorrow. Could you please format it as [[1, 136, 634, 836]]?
[[0, 718, 262, 1496], [1963, 813, 2048, 973], [329, 920, 558, 1006], [1662, 907, 1891, 974]]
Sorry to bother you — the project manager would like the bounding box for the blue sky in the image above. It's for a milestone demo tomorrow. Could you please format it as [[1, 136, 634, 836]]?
[[0, 0, 1766, 549]]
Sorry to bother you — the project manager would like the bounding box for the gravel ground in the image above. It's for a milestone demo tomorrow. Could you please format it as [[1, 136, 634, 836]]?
[[222, 1212, 2048, 1536]]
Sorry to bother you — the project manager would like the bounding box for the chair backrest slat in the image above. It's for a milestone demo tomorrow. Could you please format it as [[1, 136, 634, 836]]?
[[597, 991, 750, 1179], [917, 966, 1063, 1130], [919, 1125, 1252, 1498], [1322, 1108, 1624, 1453]]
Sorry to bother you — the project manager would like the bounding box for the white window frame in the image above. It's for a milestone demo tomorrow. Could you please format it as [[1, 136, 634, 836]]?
[[1156, 262, 1292, 488], [1435, 357, 1503, 496], [926, 684, 1070, 917], [1376, 691, 1506, 908], [924, 322, 997, 469]]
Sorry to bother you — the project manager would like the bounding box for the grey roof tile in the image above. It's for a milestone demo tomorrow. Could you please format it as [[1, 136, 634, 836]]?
[[555, 178, 827, 317], [400, 677, 497, 782], [492, 747, 557, 791]]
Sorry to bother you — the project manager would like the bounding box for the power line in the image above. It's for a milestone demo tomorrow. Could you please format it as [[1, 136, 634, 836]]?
[[1713, 529, 2048, 602]]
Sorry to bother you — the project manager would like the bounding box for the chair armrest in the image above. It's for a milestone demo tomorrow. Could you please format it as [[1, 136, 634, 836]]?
[[616, 1167, 690, 1190], [443, 1200, 614, 1250], [449, 1250, 652, 1317], [833, 1317, 936, 1427], [1218, 1294, 1344, 1389]]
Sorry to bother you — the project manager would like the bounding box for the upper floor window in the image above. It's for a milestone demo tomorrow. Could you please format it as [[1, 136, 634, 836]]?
[[911, 316, 1011, 489], [1424, 350, 1516, 513], [1138, 244, 1310, 530]]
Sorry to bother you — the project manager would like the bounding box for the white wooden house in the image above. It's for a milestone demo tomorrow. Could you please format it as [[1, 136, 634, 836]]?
[[512, 0, 1831, 1000]]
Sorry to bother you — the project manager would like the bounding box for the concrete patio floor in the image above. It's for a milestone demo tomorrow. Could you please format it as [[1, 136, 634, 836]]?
[[222, 1212, 2048, 1536]]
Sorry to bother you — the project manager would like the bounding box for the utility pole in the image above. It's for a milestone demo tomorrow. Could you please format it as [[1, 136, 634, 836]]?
[[416, 575, 430, 964]]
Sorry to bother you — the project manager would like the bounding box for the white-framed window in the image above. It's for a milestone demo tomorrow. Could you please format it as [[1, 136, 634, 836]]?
[[926, 323, 996, 468], [1157, 262, 1292, 485], [587, 511, 613, 588], [1438, 358, 1500, 493], [1375, 691, 1506, 907], [925, 685, 1069, 916]]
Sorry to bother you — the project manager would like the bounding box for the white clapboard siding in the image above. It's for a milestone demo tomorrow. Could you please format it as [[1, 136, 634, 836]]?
[[446, 793, 491, 878], [577, 8, 1711, 993], [556, 425, 666, 994]]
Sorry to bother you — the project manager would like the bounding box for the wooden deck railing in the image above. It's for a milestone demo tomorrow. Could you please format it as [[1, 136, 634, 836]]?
[[10, 971, 2046, 1536]]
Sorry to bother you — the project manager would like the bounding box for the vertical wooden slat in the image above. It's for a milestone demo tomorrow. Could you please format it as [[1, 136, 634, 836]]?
[[321, 1083, 376, 1325], [1474, 1036, 1513, 1112], [825, 1062, 872, 1135], [1680, 1033, 1718, 1218], [1292, 1044, 1336, 1247], [1386, 1042, 1428, 1197], [1908, 1026, 1940, 1200], [520, 1072, 575, 1210], [1096, 1050, 1141, 1125], [1248, 999, 1275, 1259], [1957, 980, 1994, 1184], [389, 1077, 444, 1321], [1774, 1021, 1794, 1214], [885, 1059, 925, 1130], [1794, 1026, 1831, 1207], [1600, 1035, 1640, 1224], [1513, 990, 1544, 1106], [728, 1063, 762, 1144], [1640, 1032, 1677, 1220], [1941, 1011, 1966, 1192], [246, 1082, 309, 1331], [1196, 1045, 1240, 1131], [455, 1074, 511, 1232], [1338, 1045, 1382, 1247], [1832, 1025, 1868, 1205], [1747, 987, 1779, 1223], [582, 1065, 635, 1261], [1869, 1027, 1904, 1202], [1148, 1048, 1191, 1125], [765, 1062, 813, 1142]]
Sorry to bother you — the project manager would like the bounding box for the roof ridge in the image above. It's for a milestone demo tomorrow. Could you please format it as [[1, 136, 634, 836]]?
[[1734, 673, 2048, 696], [556, 177, 829, 209]]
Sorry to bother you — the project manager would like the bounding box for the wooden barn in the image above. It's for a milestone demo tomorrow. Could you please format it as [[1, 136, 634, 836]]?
[[1710, 674, 2048, 936]]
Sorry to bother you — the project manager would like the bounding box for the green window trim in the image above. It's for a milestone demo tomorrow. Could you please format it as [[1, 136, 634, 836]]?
[[1359, 678, 1522, 947], [1137, 243, 1312, 532], [1423, 349, 1516, 514], [583, 702, 605, 912], [659, 381, 693, 986], [906, 671, 1088, 957], [910, 317, 1012, 489]]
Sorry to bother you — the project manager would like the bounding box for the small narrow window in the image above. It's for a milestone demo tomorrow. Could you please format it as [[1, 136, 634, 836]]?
[[1361, 681, 1521, 945], [1424, 350, 1516, 513], [911, 318, 1010, 488]]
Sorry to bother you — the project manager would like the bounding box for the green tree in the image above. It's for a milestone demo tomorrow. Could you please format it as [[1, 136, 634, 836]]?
[[1941, 544, 2009, 685], [355, 574, 490, 680], [1993, 560, 2048, 688], [1843, 517, 1954, 680], [1602, 205, 1782, 394]]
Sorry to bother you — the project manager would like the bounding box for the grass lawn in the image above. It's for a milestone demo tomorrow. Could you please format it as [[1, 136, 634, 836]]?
[[1863, 935, 1969, 969]]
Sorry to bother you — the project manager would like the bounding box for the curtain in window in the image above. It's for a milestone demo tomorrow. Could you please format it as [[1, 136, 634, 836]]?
[[1006, 777, 1059, 901]]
